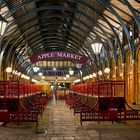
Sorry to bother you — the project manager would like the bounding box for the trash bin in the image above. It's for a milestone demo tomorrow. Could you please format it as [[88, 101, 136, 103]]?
[[108, 108, 118, 120]]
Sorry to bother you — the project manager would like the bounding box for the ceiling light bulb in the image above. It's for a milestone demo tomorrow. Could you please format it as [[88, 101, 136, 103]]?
[[104, 68, 110, 74], [69, 69, 74, 75], [33, 66, 40, 72], [42, 76, 45, 79], [6, 67, 12, 73], [66, 74, 70, 78], [38, 72, 43, 76], [93, 73, 97, 77], [98, 70, 103, 76]]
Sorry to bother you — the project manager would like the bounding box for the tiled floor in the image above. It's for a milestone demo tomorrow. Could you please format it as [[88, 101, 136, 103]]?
[[0, 100, 140, 140]]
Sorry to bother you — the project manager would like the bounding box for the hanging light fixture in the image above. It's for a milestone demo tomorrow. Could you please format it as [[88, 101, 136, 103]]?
[[38, 72, 43, 76], [104, 67, 110, 74], [91, 36, 102, 55], [98, 70, 103, 76], [93, 73, 97, 77], [64, 77, 67, 80], [75, 63, 82, 69], [42, 76, 45, 79], [5, 67, 12, 73], [66, 74, 70, 78], [69, 68, 74, 75], [33, 66, 40, 72], [89, 74, 93, 78]]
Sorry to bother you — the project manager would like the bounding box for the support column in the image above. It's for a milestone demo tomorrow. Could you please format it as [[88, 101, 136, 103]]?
[[132, 60, 136, 104], [122, 63, 125, 80], [115, 66, 117, 80]]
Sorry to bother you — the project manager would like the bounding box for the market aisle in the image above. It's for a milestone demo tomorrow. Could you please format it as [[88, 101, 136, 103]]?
[[0, 100, 140, 140]]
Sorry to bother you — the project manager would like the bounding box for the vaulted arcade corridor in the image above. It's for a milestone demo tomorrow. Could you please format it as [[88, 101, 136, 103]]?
[[0, 0, 140, 139]]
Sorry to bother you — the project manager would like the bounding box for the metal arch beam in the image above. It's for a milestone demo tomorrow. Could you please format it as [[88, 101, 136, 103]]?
[[26, 22, 89, 39], [4, 0, 121, 29], [26, 28, 86, 47], [3, 18, 92, 64], [5, 13, 107, 47], [7, 34, 92, 70], [4, 25, 89, 67], [2, 13, 103, 61], [10, 40, 77, 68], [4, 9, 106, 44], [14, 34, 80, 55], [2, 4, 111, 68], [70, 0, 123, 65], [30, 38, 80, 51], [7, 0, 123, 65], [3, 0, 119, 37], [31, 40, 83, 54], [12, 39, 97, 76], [2, 0, 120, 49], [7, 36, 82, 67], [30, 39, 110, 69], [30, 37, 107, 64], [31, 6, 115, 63], [3, 15, 108, 68], [6, 18, 97, 67], [101, 0, 136, 60], [4, 5, 115, 54], [6, 15, 91, 43], [26, 26, 107, 47], [0, 1, 109, 74], [7, 29, 85, 62], [5, 14, 93, 39], [119, 0, 140, 33]]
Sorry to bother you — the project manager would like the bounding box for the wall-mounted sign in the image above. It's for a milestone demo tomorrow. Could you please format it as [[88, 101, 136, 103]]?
[[30, 51, 88, 63]]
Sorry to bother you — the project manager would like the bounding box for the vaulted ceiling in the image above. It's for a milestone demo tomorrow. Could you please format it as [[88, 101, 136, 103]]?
[[0, 0, 140, 82]]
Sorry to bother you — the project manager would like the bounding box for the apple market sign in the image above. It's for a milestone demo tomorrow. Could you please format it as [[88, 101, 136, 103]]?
[[30, 51, 88, 63]]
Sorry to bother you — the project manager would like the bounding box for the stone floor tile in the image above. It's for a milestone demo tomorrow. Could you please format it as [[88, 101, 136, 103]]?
[[63, 136, 75, 140]]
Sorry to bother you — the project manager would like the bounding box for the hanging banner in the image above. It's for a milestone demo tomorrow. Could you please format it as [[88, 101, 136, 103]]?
[[30, 51, 89, 63]]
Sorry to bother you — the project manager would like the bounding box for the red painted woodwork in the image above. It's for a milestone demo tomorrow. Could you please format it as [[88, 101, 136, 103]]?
[[0, 81, 47, 125], [67, 80, 140, 125]]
